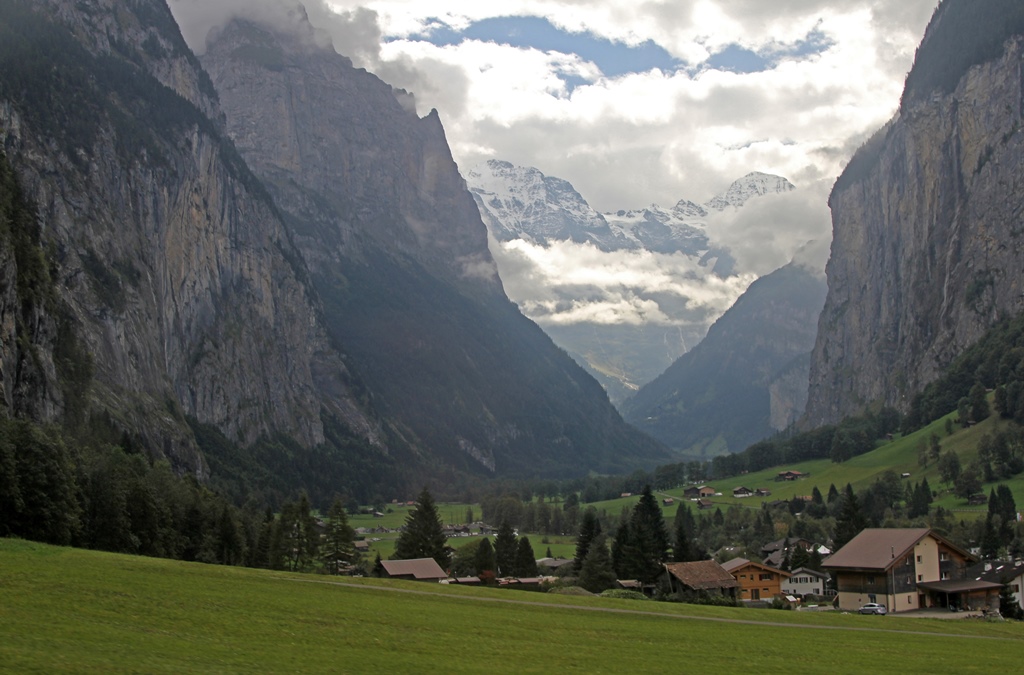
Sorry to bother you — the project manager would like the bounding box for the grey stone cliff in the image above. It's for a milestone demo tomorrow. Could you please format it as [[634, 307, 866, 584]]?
[[805, 34, 1024, 425]]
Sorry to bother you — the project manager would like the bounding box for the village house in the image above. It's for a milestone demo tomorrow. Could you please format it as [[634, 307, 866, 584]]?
[[379, 558, 448, 582], [732, 486, 754, 498], [662, 560, 740, 599], [722, 558, 790, 601], [684, 486, 717, 499], [964, 559, 1024, 612], [777, 470, 804, 481], [722, 558, 790, 600], [823, 528, 997, 613], [781, 567, 831, 598], [696, 498, 715, 510]]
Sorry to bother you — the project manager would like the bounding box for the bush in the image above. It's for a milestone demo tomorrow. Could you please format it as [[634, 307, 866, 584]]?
[[599, 589, 648, 601]]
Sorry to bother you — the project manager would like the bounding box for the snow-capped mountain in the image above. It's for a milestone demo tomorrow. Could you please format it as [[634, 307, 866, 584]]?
[[465, 160, 620, 249], [464, 160, 801, 405], [467, 161, 794, 262]]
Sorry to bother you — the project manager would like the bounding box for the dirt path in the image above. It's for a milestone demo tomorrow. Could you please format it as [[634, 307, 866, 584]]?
[[276, 576, 1017, 641]]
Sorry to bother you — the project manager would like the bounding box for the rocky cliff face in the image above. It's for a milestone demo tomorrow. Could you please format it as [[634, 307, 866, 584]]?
[[805, 23, 1024, 425], [201, 16, 670, 477], [0, 0, 381, 474]]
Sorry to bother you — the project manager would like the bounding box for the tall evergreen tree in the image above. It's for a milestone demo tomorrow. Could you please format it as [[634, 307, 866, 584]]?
[[578, 533, 617, 593], [474, 537, 496, 575], [322, 498, 356, 575], [672, 502, 701, 562], [622, 485, 670, 584], [833, 483, 866, 550], [514, 536, 538, 577], [392, 487, 450, 569], [574, 508, 602, 572], [493, 520, 518, 577]]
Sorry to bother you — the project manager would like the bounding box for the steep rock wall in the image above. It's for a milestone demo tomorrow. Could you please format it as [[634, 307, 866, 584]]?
[[806, 35, 1024, 425], [0, 0, 380, 472]]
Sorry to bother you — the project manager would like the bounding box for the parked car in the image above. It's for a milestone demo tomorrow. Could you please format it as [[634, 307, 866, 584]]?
[[858, 603, 887, 615]]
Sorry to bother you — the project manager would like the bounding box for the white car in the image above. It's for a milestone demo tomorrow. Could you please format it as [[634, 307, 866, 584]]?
[[858, 603, 887, 615]]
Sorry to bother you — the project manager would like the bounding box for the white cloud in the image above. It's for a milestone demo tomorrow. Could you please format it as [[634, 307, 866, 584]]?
[[492, 237, 757, 327]]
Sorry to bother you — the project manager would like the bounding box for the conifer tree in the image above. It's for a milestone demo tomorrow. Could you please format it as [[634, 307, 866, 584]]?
[[392, 487, 450, 569], [322, 497, 356, 575], [833, 483, 866, 551], [672, 502, 698, 562], [474, 537, 496, 575], [574, 508, 602, 572], [514, 536, 538, 577], [493, 520, 518, 576], [618, 486, 670, 583], [578, 533, 617, 593]]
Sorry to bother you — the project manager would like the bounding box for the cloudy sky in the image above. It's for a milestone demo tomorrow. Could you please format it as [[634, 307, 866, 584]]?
[[170, 0, 939, 338]]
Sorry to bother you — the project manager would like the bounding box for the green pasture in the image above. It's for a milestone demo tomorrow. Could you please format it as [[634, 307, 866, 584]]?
[[2, 539, 1022, 673], [660, 413, 1024, 519]]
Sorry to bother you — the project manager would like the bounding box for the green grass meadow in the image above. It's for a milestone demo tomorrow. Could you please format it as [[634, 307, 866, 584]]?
[[2, 539, 1023, 673], [637, 412, 1024, 518]]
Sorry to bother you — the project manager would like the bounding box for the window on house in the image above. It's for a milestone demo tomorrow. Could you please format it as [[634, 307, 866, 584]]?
[[940, 571, 949, 580], [918, 575, 923, 582], [916, 555, 922, 563], [940, 552, 950, 562], [866, 575, 875, 584]]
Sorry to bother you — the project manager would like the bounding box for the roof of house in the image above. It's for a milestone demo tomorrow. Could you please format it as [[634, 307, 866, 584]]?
[[761, 537, 813, 553], [786, 567, 829, 579], [379, 558, 447, 580], [823, 528, 974, 572], [721, 557, 791, 577], [916, 579, 1004, 593], [664, 560, 740, 590], [965, 560, 1024, 584]]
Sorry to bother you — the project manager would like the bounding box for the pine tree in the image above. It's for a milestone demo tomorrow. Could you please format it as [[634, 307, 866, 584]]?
[[622, 485, 670, 584], [322, 498, 356, 575], [493, 520, 518, 577], [578, 533, 617, 593], [574, 508, 602, 572], [673, 503, 697, 562], [514, 536, 538, 577], [474, 537, 496, 575], [392, 487, 450, 569], [833, 484, 866, 551]]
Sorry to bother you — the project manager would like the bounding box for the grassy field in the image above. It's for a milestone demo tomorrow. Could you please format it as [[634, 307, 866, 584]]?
[[2, 539, 1022, 673], [641, 412, 1024, 518]]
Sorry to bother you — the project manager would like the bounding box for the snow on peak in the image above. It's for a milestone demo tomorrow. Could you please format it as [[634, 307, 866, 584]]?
[[706, 172, 795, 211]]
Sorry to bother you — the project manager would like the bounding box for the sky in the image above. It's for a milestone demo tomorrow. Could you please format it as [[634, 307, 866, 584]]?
[[169, 0, 940, 332]]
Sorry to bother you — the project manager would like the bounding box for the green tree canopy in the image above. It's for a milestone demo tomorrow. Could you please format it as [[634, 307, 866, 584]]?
[[392, 487, 449, 569]]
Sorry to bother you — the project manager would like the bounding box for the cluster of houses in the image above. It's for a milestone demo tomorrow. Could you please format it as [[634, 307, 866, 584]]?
[[381, 526, 1024, 617], [664, 527, 1024, 615]]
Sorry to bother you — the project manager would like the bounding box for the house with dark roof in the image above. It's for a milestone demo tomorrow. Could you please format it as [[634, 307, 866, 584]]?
[[721, 558, 790, 601], [732, 486, 754, 498], [823, 528, 992, 613], [379, 558, 448, 582], [696, 498, 715, 510], [965, 560, 1024, 613], [781, 567, 831, 598], [663, 560, 739, 598]]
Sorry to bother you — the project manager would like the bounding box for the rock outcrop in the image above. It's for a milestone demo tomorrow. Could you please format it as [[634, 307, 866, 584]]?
[[805, 7, 1024, 425]]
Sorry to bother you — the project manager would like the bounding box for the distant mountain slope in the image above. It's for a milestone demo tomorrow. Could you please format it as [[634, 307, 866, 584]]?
[[806, 0, 1024, 425], [201, 16, 671, 478], [623, 262, 826, 455]]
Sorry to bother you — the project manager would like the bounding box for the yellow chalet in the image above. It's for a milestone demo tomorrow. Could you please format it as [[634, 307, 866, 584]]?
[[823, 528, 996, 613]]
